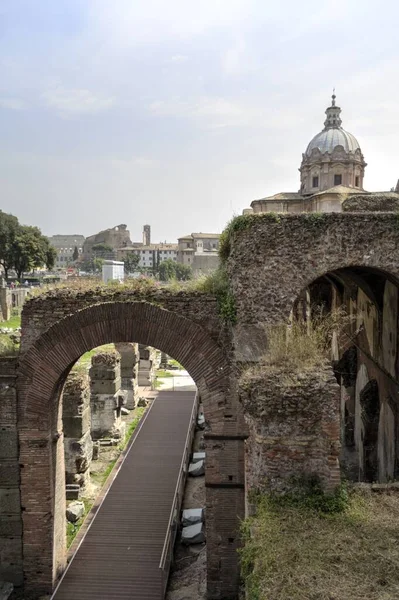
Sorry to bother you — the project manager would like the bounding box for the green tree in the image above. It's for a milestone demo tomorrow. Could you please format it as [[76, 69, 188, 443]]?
[[0, 210, 19, 280], [72, 246, 79, 261], [158, 259, 177, 281], [12, 226, 57, 279], [175, 263, 193, 281], [92, 243, 114, 255], [123, 252, 140, 274], [93, 257, 104, 272]]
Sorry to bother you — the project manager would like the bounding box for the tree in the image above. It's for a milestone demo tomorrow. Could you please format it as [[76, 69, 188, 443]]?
[[12, 226, 57, 279], [159, 259, 177, 281], [72, 246, 79, 261], [175, 263, 193, 281], [123, 252, 140, 274], [0, 211, 19, 280], [158, 259, 193, 282]]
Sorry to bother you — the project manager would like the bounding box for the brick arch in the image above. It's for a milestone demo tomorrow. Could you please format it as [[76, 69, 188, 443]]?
[[17, 301, 243, 600], [284, 264, 399, 325], [18, 301, 230, 424]]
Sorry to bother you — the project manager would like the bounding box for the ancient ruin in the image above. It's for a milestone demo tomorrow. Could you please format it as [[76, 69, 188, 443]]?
[[2, 206, 399, 598]]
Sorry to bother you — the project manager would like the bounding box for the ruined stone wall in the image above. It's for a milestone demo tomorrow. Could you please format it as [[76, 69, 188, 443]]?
[[20, 289, 224, 354], [227, 213, 399, 325], [0, 358, 23, 591], [239, 362, 341, 493]]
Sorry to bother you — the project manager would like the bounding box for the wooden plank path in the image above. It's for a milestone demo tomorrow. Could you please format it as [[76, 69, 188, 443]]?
[[52, 391, 196, 600]]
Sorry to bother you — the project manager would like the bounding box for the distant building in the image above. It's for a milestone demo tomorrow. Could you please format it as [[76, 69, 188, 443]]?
[[82, 224, 131, 260], [177, 233, 220, 276], [142, 224, 151, 246], [49, 234, 85, 268], [117, 243, 178, 269], [244, 94, 399, 214]]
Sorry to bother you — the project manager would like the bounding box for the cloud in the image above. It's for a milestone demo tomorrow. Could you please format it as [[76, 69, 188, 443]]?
[[169, 55, 189, 64], [0, 97, 26, 110], [42, 86, 115, 116]]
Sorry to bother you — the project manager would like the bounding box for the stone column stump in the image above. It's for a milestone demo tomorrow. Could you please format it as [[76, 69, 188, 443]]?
[[63, 371, 93, 490], [89, 352, 126, 440], [114, 342, 139, 409]]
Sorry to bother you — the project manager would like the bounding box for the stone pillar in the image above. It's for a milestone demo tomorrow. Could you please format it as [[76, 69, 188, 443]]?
[[114, 343, 139, 409], [89, 352, 126, 440], [0, 358, 23, 591], [0, 288, 11, 322], [138, 344, 156, 387], [63, 371, 93, 490]]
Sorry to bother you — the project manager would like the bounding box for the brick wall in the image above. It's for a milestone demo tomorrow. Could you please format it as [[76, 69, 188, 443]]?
[[240, 361, 341, 494], [0, 358, 23, 592]]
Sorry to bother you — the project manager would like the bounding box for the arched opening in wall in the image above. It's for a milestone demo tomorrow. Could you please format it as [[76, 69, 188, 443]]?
[[291, 266, 399, 484], [17, 301, 243, 600]]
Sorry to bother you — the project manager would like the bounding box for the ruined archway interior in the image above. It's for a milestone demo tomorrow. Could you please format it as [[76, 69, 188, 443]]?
[[294, 266, 399, 484]]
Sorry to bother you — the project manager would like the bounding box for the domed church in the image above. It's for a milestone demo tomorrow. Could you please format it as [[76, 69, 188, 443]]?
[[246, 94, 397, 214]]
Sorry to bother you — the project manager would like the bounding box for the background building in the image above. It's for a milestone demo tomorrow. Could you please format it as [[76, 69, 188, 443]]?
[[245, 94, 398, 215], [82, 224, 131, 261], [117, 243, 178, 269], [49, 234, 85, 268], [177, 233, 220, 276]]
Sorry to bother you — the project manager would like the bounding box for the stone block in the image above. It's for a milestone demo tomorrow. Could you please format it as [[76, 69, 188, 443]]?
[[0, 514, 22, 537], [64, 430, 93, 475], [0, 489, 20, 515], [89, 366, 119, 380], [63, 406, 91, 439], [90, 377, 121, 395], [0, 464, 19, 487], [0, 430, 18, 460]]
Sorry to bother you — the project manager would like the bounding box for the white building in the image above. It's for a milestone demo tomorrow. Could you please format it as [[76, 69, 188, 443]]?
[[117, 244, 178, 270]]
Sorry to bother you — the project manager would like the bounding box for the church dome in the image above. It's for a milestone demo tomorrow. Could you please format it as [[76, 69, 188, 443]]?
[[306, 127, 360, 156], [305, 94, 361, 157]]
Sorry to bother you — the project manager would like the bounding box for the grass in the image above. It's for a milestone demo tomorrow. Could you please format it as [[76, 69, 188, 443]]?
[[263, 307, 353, 371], [66, 499, 91, 547], [156, 369, 174, 378], [0, 313, 21, 329], [241, 486, 399, 600], [0, 333, 19, 356]]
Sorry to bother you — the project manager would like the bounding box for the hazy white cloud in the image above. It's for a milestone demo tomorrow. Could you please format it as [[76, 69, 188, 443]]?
[[42, 86, 115, 116], [169, 55, 189, 64], [0, 97, 26, 110]]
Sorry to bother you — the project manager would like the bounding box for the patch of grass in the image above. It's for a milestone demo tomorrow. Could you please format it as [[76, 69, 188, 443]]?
[[168, 359, 183, 369], [241, 486, 399, 600], [0, 333, 19, 356], [0, 313, 21, 329], [66, 499, 91, 548], [263, 307, 353, 371], [219, 214, 258, 263], [122, 407, 145, 448], [156, 369, 174, 378], [192, 267, 237, 324]]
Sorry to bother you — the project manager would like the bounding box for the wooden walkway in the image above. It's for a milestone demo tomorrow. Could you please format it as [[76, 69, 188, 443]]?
[[52, 391, 196, 600]]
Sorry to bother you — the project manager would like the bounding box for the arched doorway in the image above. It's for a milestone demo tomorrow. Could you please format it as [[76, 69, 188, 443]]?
[[17, 301, 244, 600]]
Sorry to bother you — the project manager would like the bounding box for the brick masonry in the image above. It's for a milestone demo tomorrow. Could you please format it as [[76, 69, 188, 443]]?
[[16, 298, 244, 599], [240, 362, 341, 494], [6, 212, 399, 599]]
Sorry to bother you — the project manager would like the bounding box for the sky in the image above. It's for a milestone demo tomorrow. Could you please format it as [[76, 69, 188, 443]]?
[[1, 0, 399, 242]]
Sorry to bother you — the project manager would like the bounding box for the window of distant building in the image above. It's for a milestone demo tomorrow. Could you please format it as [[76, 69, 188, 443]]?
[[334, 174, 342, 186], [355, 175, 360, 187], [312, 176, 319, 188]]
